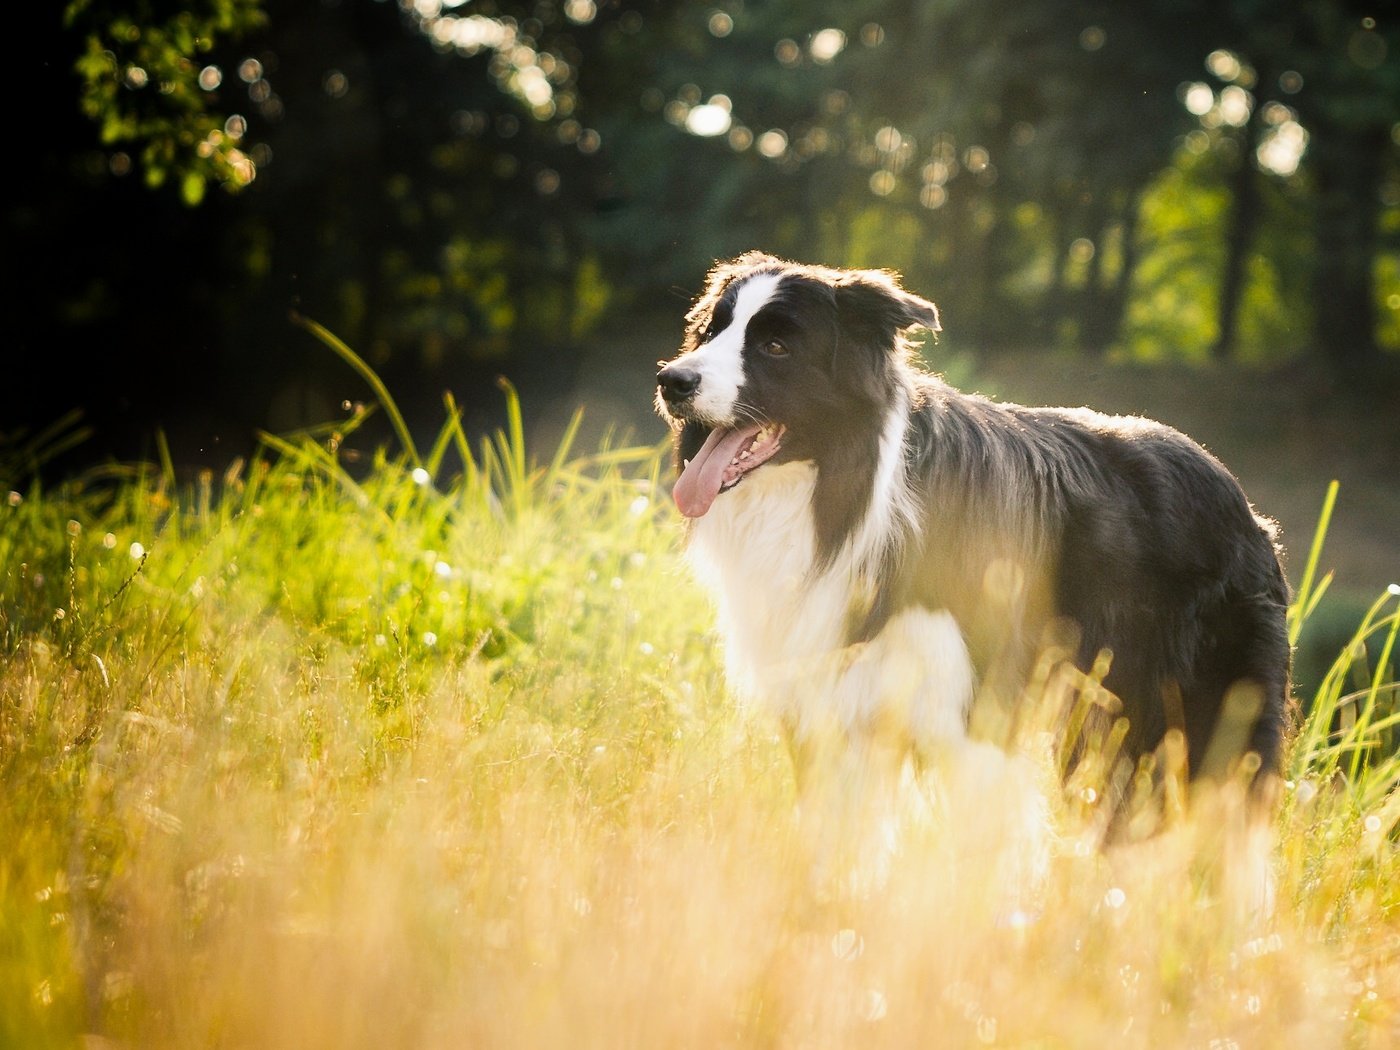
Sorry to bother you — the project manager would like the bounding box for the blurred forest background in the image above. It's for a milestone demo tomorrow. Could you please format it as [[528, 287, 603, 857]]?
[[6, 0, 1400, 599]]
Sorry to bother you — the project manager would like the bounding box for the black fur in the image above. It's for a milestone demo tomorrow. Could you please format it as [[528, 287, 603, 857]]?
[[661, 252, 1293, 778]]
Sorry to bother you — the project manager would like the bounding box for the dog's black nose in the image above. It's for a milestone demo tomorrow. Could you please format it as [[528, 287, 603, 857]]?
[[657, 365, 701, 403]]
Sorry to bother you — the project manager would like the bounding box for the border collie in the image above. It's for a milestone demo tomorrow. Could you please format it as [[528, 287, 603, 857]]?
[[655, 252, 1291, 806]]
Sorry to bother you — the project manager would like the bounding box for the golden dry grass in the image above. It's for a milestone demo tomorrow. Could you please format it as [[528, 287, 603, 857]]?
[[3, 403, 1398, 1049]]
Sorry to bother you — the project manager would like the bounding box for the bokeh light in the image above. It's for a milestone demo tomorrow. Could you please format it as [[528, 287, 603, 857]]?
[[685, 99, 733, 138], [564, 0, 596, 24], [809, 28, 846, 64], [1218, 85, 1252, 127], [756, 129, 788, 158], [1206, 49, 1242, 81], [919, 184, 947, 209], [1257, 120, 1308, 176], [1183, 82, 1214, 117]]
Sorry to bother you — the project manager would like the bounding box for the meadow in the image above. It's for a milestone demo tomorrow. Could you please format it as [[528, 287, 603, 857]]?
[[3, 361, 1399, 1049]]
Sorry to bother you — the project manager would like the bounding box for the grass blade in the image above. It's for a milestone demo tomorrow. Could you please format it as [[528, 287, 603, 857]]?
[[292, 312, 422, 466], [1288, 479, 1339, 646]]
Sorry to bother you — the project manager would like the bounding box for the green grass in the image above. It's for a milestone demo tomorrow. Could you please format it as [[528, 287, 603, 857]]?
[[2, 379, 1399, 1049]]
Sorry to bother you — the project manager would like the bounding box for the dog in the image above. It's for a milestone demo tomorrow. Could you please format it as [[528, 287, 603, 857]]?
[[654, 252, 1291, 831]]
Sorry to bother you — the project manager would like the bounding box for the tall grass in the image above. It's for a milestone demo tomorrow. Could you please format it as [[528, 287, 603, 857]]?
[[2, 373, 1397, 1049]]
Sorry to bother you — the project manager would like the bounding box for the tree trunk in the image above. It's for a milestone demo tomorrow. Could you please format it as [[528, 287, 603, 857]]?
[[1041, 201, 1071, 347], [1080, 191, 1142, 356], [1211, 91, 1270, 360], [1309, 123, 1386, 372], [1079, 201, 1110, 356]]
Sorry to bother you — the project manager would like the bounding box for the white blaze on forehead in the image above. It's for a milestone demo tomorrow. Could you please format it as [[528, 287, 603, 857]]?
[[674, 271, 782, 424]]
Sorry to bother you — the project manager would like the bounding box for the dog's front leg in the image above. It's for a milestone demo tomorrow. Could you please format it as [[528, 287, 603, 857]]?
[[781, 607, 976, 898]]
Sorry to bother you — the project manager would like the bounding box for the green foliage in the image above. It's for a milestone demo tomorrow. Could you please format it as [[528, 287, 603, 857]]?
[[1122, 146, 1316, 363], [1122, 153, 1232, 362], [65, 0, 267, 198]]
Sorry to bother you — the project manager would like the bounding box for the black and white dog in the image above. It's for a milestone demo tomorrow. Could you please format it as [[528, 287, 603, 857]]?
[[656, 252, 1291, 800]]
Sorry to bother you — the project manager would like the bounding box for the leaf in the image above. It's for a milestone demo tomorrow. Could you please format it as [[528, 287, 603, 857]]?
[[181, 170, 206, 207]]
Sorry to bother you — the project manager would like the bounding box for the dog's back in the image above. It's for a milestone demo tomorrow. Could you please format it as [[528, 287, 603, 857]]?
[[886, 378, 1292, 777]]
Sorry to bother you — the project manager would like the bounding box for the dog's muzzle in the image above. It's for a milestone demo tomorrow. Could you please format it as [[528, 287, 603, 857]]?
[[656, 364, 701, 406]]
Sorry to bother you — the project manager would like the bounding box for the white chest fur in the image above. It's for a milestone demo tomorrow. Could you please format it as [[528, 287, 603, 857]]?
[[687, 461, 974, 748]]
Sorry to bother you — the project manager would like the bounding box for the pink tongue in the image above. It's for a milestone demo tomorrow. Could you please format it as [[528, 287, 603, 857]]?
[[673, 424, 762, 518]]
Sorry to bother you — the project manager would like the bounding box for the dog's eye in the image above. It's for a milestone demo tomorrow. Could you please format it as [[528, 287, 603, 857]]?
[[761, 338, 789, 357]]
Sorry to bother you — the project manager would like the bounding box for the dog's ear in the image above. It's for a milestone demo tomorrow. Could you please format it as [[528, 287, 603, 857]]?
[[834, 270, 941, 344]]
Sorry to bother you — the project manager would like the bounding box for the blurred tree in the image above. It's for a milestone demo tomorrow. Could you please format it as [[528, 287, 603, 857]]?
[[623, 0, 1214, 354], [1180, 1, 1399, 366], [10, 0, 1399, 475], [1282, 3, 1400, 370]]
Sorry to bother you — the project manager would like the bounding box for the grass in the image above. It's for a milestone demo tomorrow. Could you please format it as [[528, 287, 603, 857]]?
[[2, 370, 1399, 1049]]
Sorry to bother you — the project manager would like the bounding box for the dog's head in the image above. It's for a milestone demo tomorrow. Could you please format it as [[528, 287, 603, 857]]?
[[655, 251, 940, 517]]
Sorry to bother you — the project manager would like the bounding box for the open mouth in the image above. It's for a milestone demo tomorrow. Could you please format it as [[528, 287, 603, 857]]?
[[672, 423, 785, 518]]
